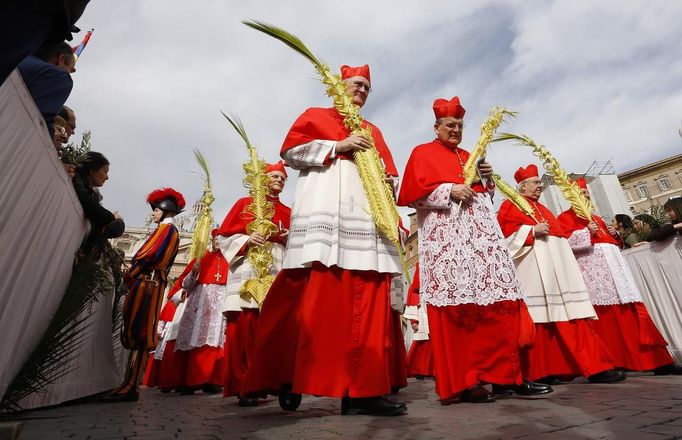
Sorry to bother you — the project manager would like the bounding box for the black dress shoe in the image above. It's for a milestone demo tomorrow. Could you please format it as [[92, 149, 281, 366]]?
[[202, 384, 222, 394], [238, 398, 258, 407], [459, 385, 496, 403], [653, 364, 682, 375], [341, 397, 407, 416], [180, 386, 197, 395], [492, 380, 554, 396], [588, 370, 627, 383], [100, 390, 139, 403]]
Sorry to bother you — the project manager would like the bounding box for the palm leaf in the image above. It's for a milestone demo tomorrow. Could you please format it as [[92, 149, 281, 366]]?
[[242, 20, 323, 68], [492, 173, 539, 222], [493, 132, 594, 221], [462, 108, 516, 186], [1, 254, 108, 412]]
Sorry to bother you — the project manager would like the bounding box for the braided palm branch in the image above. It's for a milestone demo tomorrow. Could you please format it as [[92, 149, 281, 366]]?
[[462, 108, 516, 186], [189, 148, 215, 262], [242, 20, 408, 280], [492, 173, 539, 223], [493, 133, 594, 221], [221, 111, 278, 306]]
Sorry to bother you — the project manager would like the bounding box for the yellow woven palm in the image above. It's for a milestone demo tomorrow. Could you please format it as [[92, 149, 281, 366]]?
[[222, 112, 278, 307], [494, 133, 594, 221], [243, 20, 408, 280], [188, 149, 214, 262], [492, 173, 539, 223], [462, 107, 516, 186]]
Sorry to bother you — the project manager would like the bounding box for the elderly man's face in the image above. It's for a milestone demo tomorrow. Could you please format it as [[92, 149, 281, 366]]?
[[434, 117, 464, 147], [267, 171, 286, 196], [579, 187, 591, 200], [344, 76, 370, 107], [519, 177, 543, 200]]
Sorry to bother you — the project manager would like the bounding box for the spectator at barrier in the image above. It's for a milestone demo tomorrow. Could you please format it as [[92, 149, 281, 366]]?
[[649, 198, 682, 242], [612, 214, 642, 248], [72, 151, 124, 257], [17, 41, 75, 137], [52, 115, 68, 151], [58, 105, 77, 141], [0, 0, 90, 85]]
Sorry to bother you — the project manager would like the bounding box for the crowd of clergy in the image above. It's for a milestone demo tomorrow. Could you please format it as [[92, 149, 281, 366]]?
[[106, 64, 682, 417]]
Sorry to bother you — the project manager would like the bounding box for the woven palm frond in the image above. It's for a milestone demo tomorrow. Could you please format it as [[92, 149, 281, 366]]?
[[492, 173, 539, 222], [462, 108, 516, 186], [188, 148, 215, 262], [493, 133, 594, 221], [221, 112, 278, 306], [243, 20, 409, 281]]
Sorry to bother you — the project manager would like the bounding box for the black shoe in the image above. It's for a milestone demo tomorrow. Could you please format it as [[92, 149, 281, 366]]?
[[459, 385, 496, 403], [588, 370, 627, 383], [202, 384, 222, 394], [180, 386, 197, 395], [100, 390, 139, 403], [238, 398, 258, 407], [341, 397, 407, 416], [653, 364, 682, 375], [492, 380, 554, 396], [415, 375, 426, 380]]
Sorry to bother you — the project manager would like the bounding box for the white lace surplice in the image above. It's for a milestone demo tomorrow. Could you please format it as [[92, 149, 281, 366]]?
[[174, 273, 226, 351], [282, 141, 402, 275], [415, 184, 524, 307], [568, 228, 644, 305], [218, 234, 285, 312]]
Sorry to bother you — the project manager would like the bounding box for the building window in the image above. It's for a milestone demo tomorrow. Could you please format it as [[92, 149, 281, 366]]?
[[623, 189, 632, 202], [636, 184, 649, 199], [657, 177, 672, 191]]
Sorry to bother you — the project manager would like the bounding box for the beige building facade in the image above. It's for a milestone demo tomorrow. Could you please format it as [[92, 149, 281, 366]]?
[[618, 154, 682, 214]]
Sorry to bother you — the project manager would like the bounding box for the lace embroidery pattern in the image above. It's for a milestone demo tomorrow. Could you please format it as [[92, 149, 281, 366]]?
[[571, 229, 643, 305], [417, 189, 524, 306], [175, 283, 226, 351]]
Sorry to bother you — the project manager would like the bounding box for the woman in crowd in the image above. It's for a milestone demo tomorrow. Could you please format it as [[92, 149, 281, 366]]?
[[71, 151, 124, 257], [612, 214, 640, 249], [649, 198, 682, 242]]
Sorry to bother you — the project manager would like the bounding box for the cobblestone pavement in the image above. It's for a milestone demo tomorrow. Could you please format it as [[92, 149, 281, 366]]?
[[5, 374, 682, 440]]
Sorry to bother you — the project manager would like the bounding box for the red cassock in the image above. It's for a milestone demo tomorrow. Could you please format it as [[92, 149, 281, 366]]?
[[242, 107, 401, 399], [218, 196, 291, 398], [557, 209, 674, 371], [174, 250, 229, 388], [143, 261, 193, 389], [497, 199, 615, 380], [398, 141, 530, 398]]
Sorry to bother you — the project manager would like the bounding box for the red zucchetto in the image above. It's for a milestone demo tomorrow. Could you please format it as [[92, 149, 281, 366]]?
[[575, 177, 588, 189], [513, 164, 539, 184], [433, 96, 466, 119], [340, 64, 370, 84], [265, 160, 288, 179]]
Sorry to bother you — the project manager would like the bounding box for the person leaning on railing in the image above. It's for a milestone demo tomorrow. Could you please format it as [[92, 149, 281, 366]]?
[[71, 151, 124, 257], [649, 198, 682, 242]]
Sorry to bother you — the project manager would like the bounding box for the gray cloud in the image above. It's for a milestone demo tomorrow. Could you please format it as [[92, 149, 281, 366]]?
[[67, 0, 682, 226]]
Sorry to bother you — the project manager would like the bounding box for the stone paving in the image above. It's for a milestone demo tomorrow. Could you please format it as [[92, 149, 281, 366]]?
[[5, 374, 682, 440]]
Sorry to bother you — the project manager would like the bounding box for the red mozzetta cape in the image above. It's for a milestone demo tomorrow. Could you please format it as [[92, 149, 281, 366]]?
[[557, 209, 621, 247], [397, 140, 486, 206], [497, 197, 570, 246], [217, 196, 292, 247], [281, 107, 398, 177], [194, 250, 229, 285], [406, 263, 420, 307]]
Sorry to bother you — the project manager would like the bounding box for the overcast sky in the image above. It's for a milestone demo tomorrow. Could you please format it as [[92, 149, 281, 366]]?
[[68, 0, 682, 226]]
